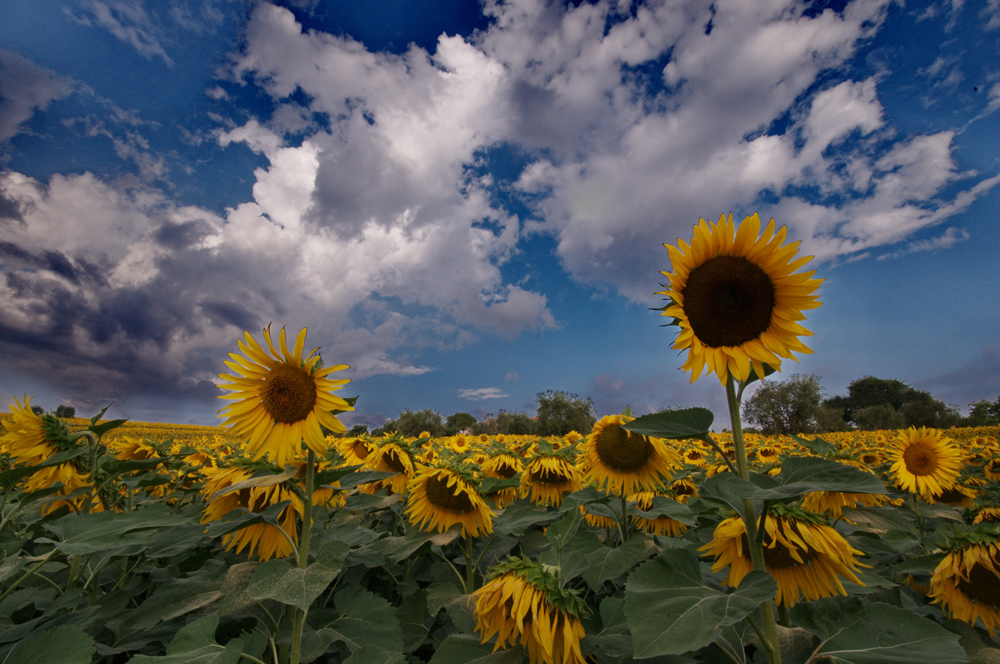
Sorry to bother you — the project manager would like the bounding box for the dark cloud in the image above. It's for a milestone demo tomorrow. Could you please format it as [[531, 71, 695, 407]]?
[[0, 191, 23, 222], [153, 219, 216, 250], [200, 299, 259, 330], [921, 343, 1000, 410]]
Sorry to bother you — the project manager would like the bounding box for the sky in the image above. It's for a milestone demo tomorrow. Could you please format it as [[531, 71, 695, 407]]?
[[1, 0, 999, 430]]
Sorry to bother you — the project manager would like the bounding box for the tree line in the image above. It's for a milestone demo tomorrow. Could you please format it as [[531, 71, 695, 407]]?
[[742, 374, 1000, 435]]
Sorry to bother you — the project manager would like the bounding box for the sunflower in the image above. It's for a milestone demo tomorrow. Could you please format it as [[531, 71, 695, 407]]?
[[2, 396, 96, 513], [481, 453, 524, 508], [700, 510, 867, 607], [580, 414, 679, 496], [629, 490, 688, 537], [930, 536, 1000, 634], [659, 212, 822, 384], [405, 467, 495, 537], [200, 465, 303, 562], [755, 446, 780, 464], [365, 441, 416, 494], [974, 507, 1000, 524], [985, 458, 1000, 482], [217, 326, 353, 466], [471, 558, 587, 664], [338, 436, 373, 465], [521, 456, 582, 507], [889, 427, 963, 500], [936, 483, 979, 509], [682, 447, 708, 468]]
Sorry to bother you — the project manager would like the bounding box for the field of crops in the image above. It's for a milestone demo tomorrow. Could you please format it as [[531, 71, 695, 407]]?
[[3, 394, 1000, 664]]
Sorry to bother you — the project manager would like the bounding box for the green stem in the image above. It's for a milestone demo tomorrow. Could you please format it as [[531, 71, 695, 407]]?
[[289, 451, 316, 664], [912, 495, 927, 552], [620, 491, 630, 542], [465, 533, 476, 591], [0, 549, 58, 604], [726, 375, 782, 664]]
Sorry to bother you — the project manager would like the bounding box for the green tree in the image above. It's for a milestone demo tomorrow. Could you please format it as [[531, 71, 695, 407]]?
[[899, 392, 959, 428], [741, 374, 823, 435], [385, 408, 445, 438], [30, 405, 44, 415], [471, 410, 536, 436], [966, 396, 1000, 426], [445, 412, 477, 434], [853, 404, 905, 431], [845, 376, 913, 419], [54, 405, 76, 418], [534, 390, 596, 436]]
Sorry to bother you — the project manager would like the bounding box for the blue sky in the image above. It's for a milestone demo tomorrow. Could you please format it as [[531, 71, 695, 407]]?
[[1, 0, 998, 429]]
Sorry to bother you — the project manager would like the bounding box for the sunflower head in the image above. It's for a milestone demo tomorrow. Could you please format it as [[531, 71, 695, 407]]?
[[405, 466, 495, 537], [581, 414, 679, 496], [889, 426, 963, 500], [217, 326, 353, 466], [930, 532, 1000, 634], [658, 213, 822, 384], [471, 556, 588, 664]]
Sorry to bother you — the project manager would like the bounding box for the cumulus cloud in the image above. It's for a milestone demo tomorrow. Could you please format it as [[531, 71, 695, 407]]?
[[3, 0, 998, 418], [458, 387, 509, 400]]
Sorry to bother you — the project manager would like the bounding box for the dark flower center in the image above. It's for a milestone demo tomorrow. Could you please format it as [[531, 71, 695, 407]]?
[[594, 424, 655, 472], [352, 439, 371, 460], [382, 447, 407, 473], [957, 561, 1000, 606], [903, 442, 937, 476], [261, 363, 317, 424], [531, 462, 571, 485], [425, 473, 475, 514], [682, 255, 775, 348]]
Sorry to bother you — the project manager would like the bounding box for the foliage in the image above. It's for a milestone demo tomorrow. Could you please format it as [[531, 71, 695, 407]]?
[[826, 376, 960, 429], [966, 396, 1000, 426], [853, 404, 906, 431], [378, 409, 446, 438], [471, 410, 536, 436], [741, 373, 824, 435], [533, 391, 595, 437], [445, 412, 477, 433], [54, 405, 77, 418]]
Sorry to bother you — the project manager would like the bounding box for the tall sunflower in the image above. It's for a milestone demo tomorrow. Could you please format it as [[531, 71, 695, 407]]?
[[481, 453, 524, 508], [581, 414, 679, 496], [217, 326, 353, 466], [658, 212, 822, 384], [471, 557, 587, 664], [405, 467, 495, 537], [930, 535, 1000, 635], [364, 440, 416, 494], [700, 509, 867, 607], [889, 427, 963, 500]]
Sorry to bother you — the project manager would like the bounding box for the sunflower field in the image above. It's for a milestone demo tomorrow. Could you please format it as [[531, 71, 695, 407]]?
[[2, 213, 999, 664]]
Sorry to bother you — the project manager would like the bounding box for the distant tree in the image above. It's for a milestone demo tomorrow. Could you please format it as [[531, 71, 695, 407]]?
[[814, 405, 851, 433], [446, 412, 477, 433], [899, 392, 959, 428], [821, 395, 850, 424], [965, 397, 1000, 426], [391, 409, 445, 438], [54, 405, 76, 419], [853, 404, 905, 431], [347, 422, 369, 437], [845, 376, 913, 420], [534, 390, 596, 436], [30, 405, 44, 415], [741, 374, 823, 435], [495, 410, 536, 435]]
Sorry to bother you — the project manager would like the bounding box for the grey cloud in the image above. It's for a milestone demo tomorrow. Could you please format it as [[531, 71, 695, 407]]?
[[154, 219, 216, 250], [0, 49, 73, 143]]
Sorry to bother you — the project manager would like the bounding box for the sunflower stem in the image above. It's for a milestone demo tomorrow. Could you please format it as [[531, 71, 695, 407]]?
[[726, 375, 782, 664], [911, 494, 927, 552], [289, 450, 316, 664], [620, 491, 630, 542], [464, 533, 476, 591]]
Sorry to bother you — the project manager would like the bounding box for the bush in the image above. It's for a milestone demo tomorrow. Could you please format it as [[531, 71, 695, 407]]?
[[742, 374, 823, 435], [534, 390, 596, 436], [853, 404, 906, 431]]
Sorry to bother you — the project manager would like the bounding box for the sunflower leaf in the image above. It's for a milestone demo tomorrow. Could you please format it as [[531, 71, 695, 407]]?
[[790, 597, 965, 664], [620, 408, 714, 440], [246, 540, 350, 611], [581, 533, 651, 591], [6, 626, 96, 664], [427, 634, 524, 664], [624, 548, 776, 657], [37, 505, 192, 555], [791, 434, 837, 457]]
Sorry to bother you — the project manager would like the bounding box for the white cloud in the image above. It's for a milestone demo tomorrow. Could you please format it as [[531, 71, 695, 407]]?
[[458, 387, 509, 400], [876, 226, 971, 260]]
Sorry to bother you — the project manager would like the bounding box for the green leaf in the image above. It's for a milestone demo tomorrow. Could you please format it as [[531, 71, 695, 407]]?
[[38, 505, 191, 555], [90, 418, 129, 438], [322, 586, 403, 653], [621, 408, 714, 440], [582, 596, 633, 662], [550, 529, 605, 582], [343, 646, 407, 664], [493, 502, 561, 536], [126, 615, 244, 664], [7, 626, 95, 664], [582, 534, 651, 591], [428, 634, 524, 664], [337, 470, 398, 490], [791, 597, 965, 664], [546, 507, 583, 551], [624, 549, 777, 657], [121, 580, 222, 631], [204, 500, 292, 539], [630, 497, 697, 526], [247, 540, 349, 611], [791, 434, 837, 457]]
